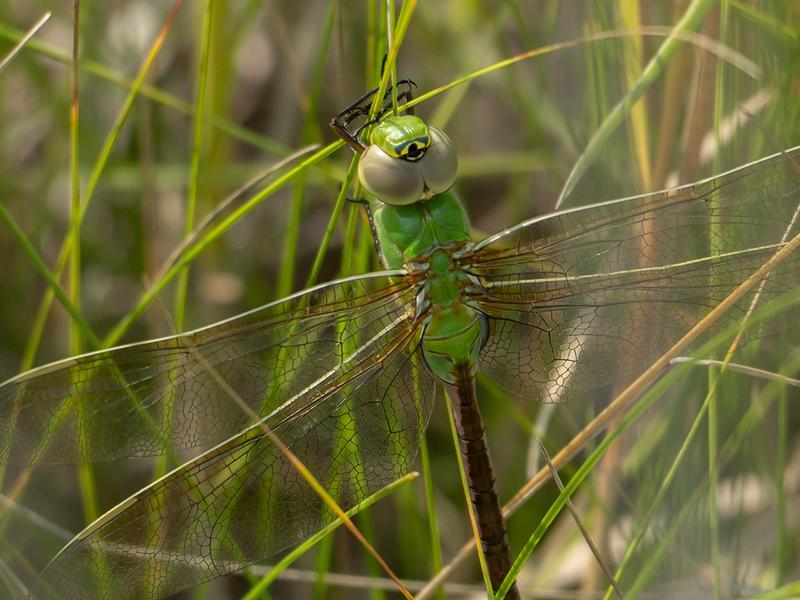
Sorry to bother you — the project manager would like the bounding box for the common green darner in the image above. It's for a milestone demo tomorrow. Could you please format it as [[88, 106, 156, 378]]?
[[1, 79, 800, 599]]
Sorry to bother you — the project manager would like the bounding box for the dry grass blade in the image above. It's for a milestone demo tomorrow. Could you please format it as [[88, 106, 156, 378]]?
[[0, 494, 72, 543], [417, 229, 800, 599], [17, 0, 185, 370], [2, 5, 798, 598], [247, 565, 485, 596], [0, 555, 27, 598], [554, 0, 718, 208], [407, 26, 757, 113], [669, 357, 800, 387], [0, 12, 49, 73], [156, 145, 320, 279], [537, 440, 624, 600], [184, 342, 414, 600]]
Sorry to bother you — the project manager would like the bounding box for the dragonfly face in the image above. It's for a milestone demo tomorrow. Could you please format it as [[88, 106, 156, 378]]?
[[358, 115, 458, 205]]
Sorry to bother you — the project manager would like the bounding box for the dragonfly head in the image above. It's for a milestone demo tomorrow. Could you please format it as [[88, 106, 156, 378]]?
[[358, 115, 457, 206]]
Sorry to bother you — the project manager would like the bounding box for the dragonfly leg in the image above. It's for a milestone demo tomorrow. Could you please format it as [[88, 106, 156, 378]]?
[[346, 196, 387, 268], [329, 79, 417, 153]]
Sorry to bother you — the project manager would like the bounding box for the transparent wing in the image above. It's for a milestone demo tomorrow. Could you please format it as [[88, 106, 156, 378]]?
[[0, 271, 418, 464], [30, 323, 434, 599], [470, 146, 800, 403]]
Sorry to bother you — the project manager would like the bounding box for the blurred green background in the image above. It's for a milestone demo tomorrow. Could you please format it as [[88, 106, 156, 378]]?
[[0, 1, 798, 598]]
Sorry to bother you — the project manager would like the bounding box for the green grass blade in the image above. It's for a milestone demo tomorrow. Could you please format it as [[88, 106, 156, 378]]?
[[495, 291, 800, 600], [367, 0, 417, 119], [276, 0, 337, 298], [750, 582, 800, 600], [68, 0, 101, 537], [776, 382, 789, 582], [418, 435, 444, 600], [555, 0, 717, 208], [173, 0, 214, 330], [68, 0, 82, 358], [19, 0, 184, 371], [621, 370, 788, 598], [102, 141, 342, 347], [305, 156, 359, 289], [312, 532, 334, 600], [241, 473, 418, 600], [0, 203, 98, 347], [0, 21, 287, 156], [406, 25, 755, 116], [619, 0, 653, 191]]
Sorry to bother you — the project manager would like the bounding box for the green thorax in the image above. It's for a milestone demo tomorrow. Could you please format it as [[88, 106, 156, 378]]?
[[373, 190, 483, 385], [374, 189, 471, 269], [418, 247, 485, 384]]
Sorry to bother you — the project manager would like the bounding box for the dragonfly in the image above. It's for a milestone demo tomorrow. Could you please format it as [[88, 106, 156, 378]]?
[[1, 78, 800, 599]]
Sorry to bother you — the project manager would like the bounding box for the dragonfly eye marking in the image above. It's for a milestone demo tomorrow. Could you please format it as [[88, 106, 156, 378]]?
[[401, 139, 428, 161]]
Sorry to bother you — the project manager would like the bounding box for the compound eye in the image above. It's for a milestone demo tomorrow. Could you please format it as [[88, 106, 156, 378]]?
[[358, 145, 424, 206], [419, 127, 457, 194]]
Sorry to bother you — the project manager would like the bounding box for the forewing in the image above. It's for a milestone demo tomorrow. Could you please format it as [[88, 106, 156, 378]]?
[[470, 147, 800, 403], [0, 271, 416, 464], [29, 303, 434, 599]]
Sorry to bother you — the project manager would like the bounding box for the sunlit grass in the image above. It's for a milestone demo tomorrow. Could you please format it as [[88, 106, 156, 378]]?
[[0, 2, 798, 599]]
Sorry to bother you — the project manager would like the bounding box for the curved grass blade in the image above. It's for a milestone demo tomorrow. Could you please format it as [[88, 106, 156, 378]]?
[[555, 0, 718, 208], [102, 140, 343, 347], [19, 0, 185, 370], [471, 147, 800, 404], [418, 228, 800, 599], [0, 21, 287, 156], [494, 291, 800, 600], [100, 25, 756, 348], [188, 341, 414, 600], [157, 144, 319, 279], [750, 582, 800, 600], [407, 26, 757, 114], [615, 354, 795, 598], [277, 0, 337, 298], [241, 472, 418, 600], [27, 279, 430, 598], [670, 356, 800, 386], [0, 271, 413, 464], [305, 155, 360, 289]]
